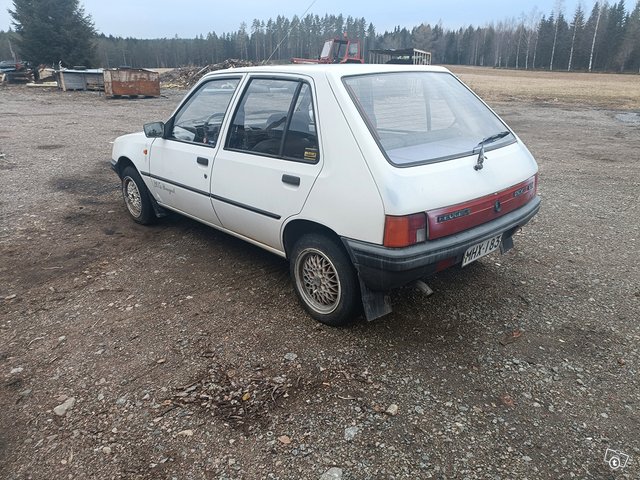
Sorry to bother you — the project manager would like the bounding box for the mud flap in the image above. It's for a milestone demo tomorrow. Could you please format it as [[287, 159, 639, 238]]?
[[149, 191, 168, 218], [500, 234, 514, 254], [358, 277, 392, 321]]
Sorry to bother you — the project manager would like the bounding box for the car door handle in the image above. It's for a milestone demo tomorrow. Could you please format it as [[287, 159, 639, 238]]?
[[282, 174, 300, 186], [197, 157, 209, 166]]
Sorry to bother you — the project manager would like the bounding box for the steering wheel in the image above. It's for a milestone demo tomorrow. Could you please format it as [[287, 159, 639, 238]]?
[[203, 112, 225, 129], [203, 112, 225, 144]]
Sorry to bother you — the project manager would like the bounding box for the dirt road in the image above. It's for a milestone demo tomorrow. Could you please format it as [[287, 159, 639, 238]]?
[[1, 80, 639, 479]]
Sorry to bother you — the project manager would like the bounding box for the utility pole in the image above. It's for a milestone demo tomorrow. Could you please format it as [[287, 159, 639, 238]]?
[[8, 39, 17, 62], [550, 0, 564, 71], [568, 22, 577, 71], [588, 3, 602, 72]]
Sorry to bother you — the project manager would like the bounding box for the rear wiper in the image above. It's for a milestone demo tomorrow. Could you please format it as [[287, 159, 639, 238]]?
[[473, 130, 511, 171]]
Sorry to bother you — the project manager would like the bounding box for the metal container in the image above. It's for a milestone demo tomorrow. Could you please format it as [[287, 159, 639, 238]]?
[[103, 68, 160, 98], [57, 68, 104, 91]]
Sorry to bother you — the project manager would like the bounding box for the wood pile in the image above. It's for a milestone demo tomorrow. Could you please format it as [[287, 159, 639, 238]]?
[[160, 59, 255, 88]]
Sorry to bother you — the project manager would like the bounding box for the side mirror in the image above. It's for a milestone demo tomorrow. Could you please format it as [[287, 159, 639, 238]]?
[[143, 121, 165, 138]]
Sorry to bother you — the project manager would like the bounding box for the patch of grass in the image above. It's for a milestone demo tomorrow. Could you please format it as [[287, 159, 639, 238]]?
[[448, 65, 640, 110]]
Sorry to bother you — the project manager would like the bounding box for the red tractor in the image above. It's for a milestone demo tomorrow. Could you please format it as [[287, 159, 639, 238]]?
[[292, 37, 363, 64]]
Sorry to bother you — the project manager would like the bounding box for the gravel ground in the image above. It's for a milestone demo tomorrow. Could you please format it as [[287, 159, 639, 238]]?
[[0, 83, 639, 479]]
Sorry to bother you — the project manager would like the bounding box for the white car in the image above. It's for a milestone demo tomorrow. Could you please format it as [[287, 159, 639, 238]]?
[[111, 64, 540, 326]]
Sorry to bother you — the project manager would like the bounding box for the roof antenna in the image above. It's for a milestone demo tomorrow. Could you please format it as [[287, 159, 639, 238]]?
[[266, 0, 317, 63]]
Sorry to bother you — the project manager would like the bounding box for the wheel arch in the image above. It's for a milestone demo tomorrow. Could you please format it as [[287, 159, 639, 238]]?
[[282, 219, 343, 260], [117, 159, 167, 219], [113, 156, 136, 178]]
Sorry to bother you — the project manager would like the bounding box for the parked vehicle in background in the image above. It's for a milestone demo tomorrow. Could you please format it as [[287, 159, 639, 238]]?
[[291, 37, 363, 64], [110, 64, 540, 326], [0, 60, 34, 83]]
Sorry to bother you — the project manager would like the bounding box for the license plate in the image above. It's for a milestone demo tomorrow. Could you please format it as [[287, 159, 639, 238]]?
[[462, 234, 503, 267]]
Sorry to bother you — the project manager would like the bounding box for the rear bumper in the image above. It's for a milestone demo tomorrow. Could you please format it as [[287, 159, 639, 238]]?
[[342, 196, 541, 291]]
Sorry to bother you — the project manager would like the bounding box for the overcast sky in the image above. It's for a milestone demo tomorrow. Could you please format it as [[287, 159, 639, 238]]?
[[1, 0, 587, 38]]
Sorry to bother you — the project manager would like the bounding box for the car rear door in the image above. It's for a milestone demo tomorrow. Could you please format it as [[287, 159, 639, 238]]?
[[210, 76, 323, 251]]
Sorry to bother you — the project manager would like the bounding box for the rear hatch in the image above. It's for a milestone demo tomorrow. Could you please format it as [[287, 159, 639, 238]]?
[[340, 69, 538, 241]]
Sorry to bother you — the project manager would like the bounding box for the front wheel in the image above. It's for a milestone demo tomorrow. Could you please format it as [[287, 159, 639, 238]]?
[[121, 166, 155, 225], [290, 234, 360, 326]]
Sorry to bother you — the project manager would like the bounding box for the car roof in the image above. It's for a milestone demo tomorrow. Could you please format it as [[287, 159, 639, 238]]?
[[201, 63, 451, 81]]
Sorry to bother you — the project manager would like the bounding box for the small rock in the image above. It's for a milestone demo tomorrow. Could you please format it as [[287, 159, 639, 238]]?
[[284, 352, 298, 362], [385, 404, 399, 416], [278, 435, 292, 445], [102, 446, 111, 454], [53, 397, 76, 416], [320, 467, 343, 480], [177, 429, 194, 437], [10, 367, 23, 374], [522, 455, 532, 462], [344, 426, 358, 441], [4, 294, 16, 300], [156, 358, 166, 364], [600, 412, 609, 419], [414, 406, 424, 415]]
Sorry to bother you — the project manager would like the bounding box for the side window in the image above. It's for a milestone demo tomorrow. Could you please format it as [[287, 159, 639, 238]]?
[[170, 78, 240, 146], [226, 78, 319, 163]]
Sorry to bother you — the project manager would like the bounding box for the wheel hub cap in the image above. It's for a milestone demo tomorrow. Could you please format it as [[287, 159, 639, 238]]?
[[296, 248, 341, 315], [123, 177, 142, 218]]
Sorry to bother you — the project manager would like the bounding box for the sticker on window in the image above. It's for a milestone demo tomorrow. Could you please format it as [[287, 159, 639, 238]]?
[[304, 148, 318, 161]]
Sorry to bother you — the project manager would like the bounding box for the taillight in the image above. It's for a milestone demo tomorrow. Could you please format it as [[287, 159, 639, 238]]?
[[383, 213, 427, 248]]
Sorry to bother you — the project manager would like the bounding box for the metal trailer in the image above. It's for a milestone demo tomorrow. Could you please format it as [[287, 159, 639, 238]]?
[[369, 48, 432, 65], [103, 68, 160, 98]]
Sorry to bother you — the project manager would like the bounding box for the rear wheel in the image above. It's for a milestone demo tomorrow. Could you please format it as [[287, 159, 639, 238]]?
[[121, 166, 155, 225], [290, 234, 360, 326]]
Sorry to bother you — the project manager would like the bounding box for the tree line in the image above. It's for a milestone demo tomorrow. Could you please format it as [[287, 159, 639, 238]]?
[[2, 1, 639, 73]]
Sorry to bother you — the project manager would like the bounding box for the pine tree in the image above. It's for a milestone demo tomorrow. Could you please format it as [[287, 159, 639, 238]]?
[[9, 0, 96, 67], [617, 0, 640, 71]]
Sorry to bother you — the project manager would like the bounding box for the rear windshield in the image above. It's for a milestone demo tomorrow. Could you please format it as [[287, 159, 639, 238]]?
[[343, 72, 515, 166]]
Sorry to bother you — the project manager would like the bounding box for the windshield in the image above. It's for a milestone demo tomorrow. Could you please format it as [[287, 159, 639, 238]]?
[[343, 72, 515, 166]]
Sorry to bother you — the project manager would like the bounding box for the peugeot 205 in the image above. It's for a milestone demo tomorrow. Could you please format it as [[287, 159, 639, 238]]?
[[110, 64, 540, 326]]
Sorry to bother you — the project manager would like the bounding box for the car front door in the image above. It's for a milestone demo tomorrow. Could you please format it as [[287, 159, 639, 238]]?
[[211, 77, 323, 251], [148, 77, 241, 226]]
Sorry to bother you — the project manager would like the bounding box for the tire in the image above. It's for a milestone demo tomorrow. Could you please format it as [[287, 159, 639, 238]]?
[[290, 233, 360, 326], [121, 166, 155, 225]]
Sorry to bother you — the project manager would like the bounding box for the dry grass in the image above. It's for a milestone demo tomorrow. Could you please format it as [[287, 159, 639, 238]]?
[[448, 65, 640, 110]]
